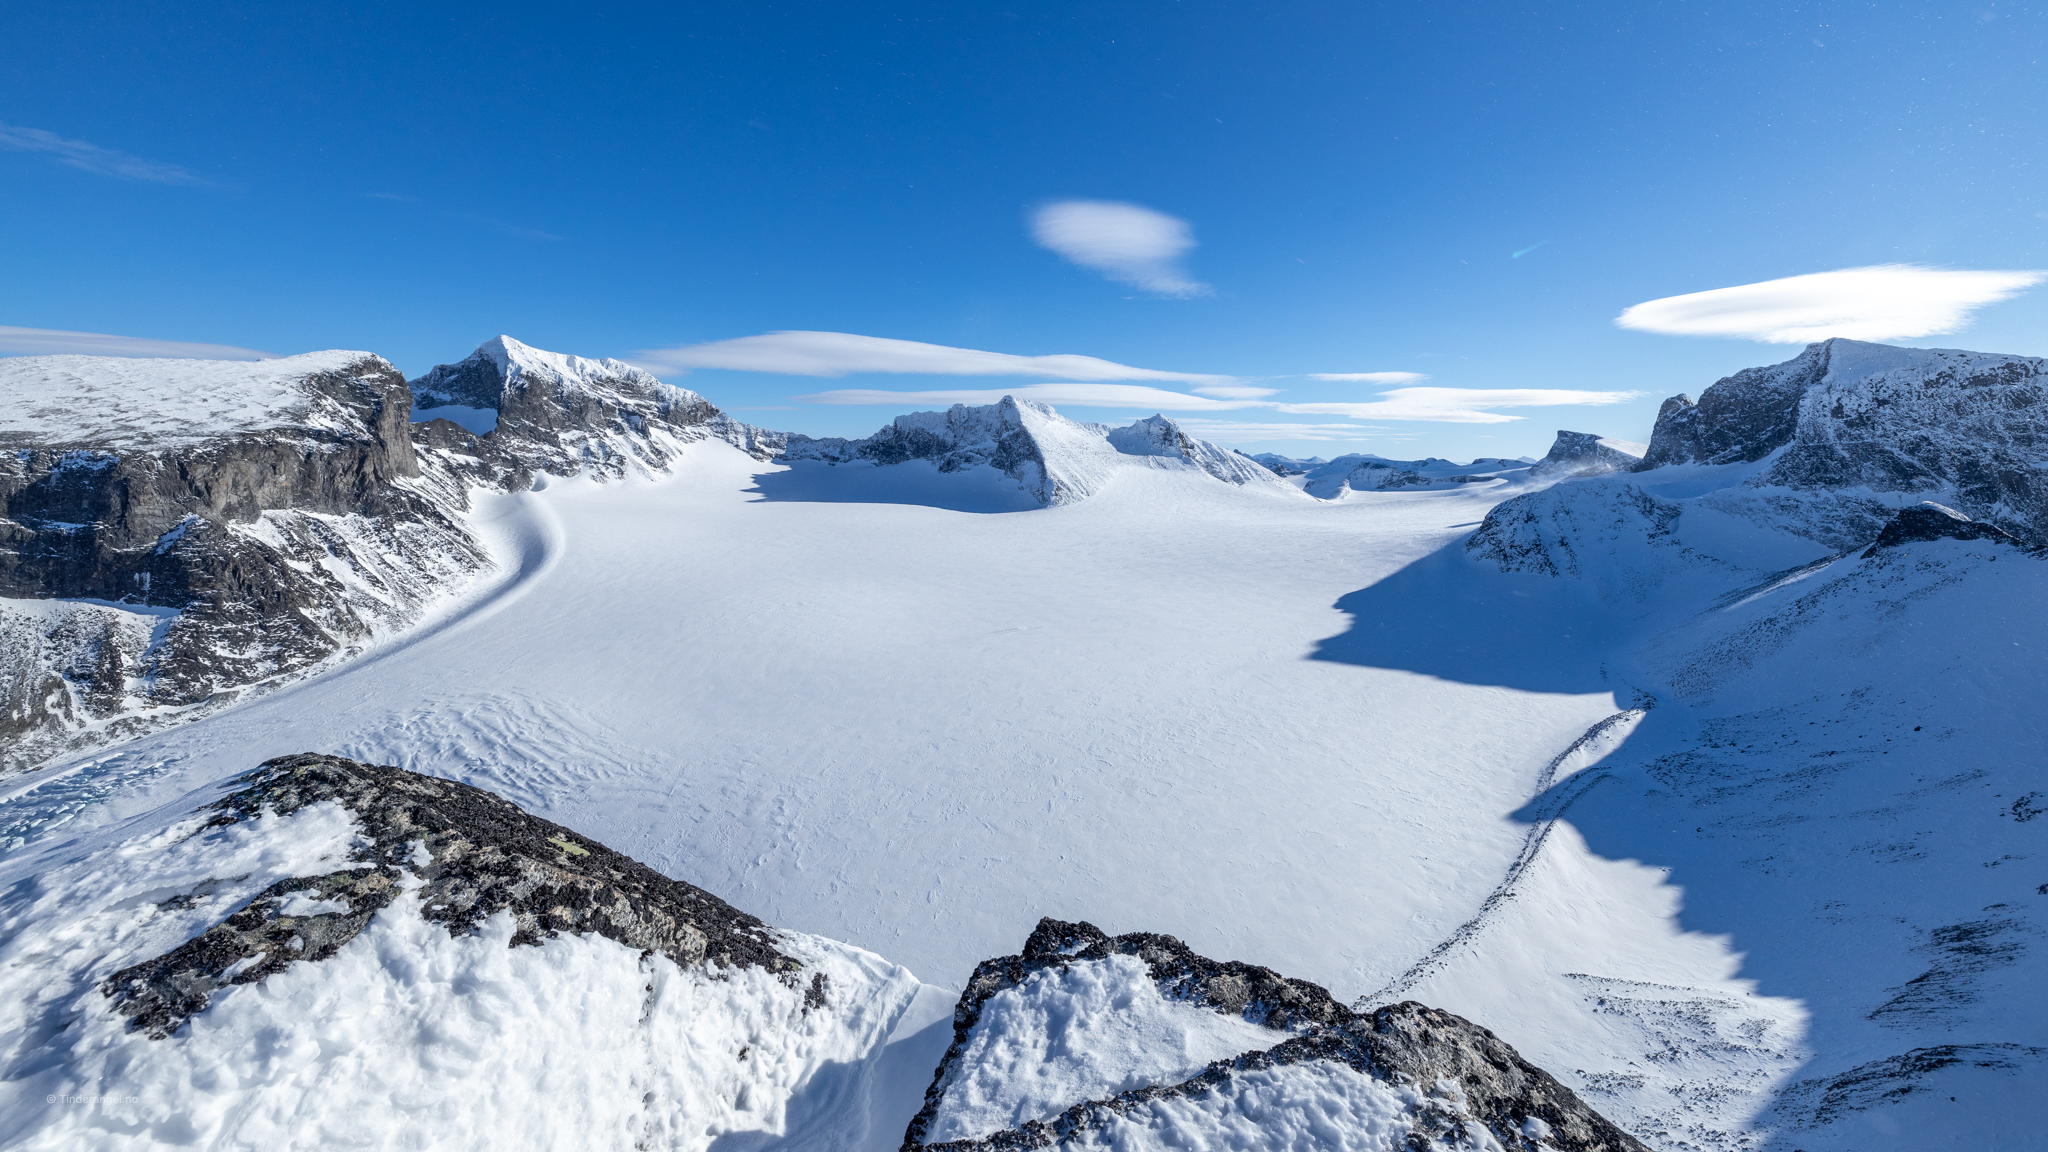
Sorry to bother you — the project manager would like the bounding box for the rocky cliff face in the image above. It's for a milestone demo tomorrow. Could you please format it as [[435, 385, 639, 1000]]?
[[1634, 338, 2048, 544], [905, 918, 1649, 1152], [0, 352, 488, 773]]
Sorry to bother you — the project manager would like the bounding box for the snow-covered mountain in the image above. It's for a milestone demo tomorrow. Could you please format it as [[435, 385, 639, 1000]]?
[[1527, 430, 1645, 480], [769, 399, 1293, 506], [1257, 452, 1532, 499]]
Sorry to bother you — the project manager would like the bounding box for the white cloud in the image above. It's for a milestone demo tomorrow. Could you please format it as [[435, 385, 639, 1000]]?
[[0, 121, 209, 185], [1307, 372, 1429, 384], [1278, 387, 1639, 425], [0, 325, 273, 360], [1030, 200, 1211, 297], [795, 383, 1258, 411], [1171, 419, 1394, 442], [1191, 384, 1280, 399], [633, 330, 1233, 386], [1615, 264, 2047, 344]]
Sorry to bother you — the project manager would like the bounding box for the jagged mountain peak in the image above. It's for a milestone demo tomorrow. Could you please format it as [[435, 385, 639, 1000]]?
[[1529, 429, 1645, 480], [418, 336, 707, 411]]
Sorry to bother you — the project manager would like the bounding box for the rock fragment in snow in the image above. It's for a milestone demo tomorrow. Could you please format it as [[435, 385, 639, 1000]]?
[[1862, 502, 2026, 556]]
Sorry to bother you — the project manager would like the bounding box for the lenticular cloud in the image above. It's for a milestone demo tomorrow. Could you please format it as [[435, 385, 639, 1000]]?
[[1030, 200, 1211, 297], [1615, 264, 2046, 344]]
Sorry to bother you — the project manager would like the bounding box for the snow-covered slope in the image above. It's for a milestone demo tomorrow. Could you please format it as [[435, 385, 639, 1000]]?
[[772, 399, 1297, 506]]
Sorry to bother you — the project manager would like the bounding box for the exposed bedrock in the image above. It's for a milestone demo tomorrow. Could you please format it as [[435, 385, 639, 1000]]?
[[102, 753, 798, 1039], [1530, 430, 1645, 480], [906, 917, 1649, 1152]]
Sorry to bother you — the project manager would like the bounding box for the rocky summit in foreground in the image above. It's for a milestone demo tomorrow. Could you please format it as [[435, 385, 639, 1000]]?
[[906, 918, 1648, 1152]]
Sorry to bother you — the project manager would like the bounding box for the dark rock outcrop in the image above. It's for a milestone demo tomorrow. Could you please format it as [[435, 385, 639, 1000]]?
[[102, 753, 797, 1038], [1862, 503, 2025, 557], [905, 918, 1649, 1152]]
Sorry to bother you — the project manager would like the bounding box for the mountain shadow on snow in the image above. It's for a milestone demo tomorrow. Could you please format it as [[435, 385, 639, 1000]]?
[[904, 917, 1649, 1152]]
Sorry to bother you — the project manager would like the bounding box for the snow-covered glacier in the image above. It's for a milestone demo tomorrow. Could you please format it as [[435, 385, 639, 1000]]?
[[3, 335, 2045, 1152]]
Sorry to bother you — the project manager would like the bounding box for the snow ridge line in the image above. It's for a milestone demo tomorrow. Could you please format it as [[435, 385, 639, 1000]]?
[[1354, 708, 1646, 1010]]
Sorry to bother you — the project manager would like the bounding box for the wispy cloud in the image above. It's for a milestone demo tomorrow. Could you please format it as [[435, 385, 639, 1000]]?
[[1030, 200, 1211, 297], [1192, 384, 1280, 399], [0, 325, 273, 359], [797, 383, 1258, 411], [1172, 418, 1395, 442], [365, 191, 418, 202], [0, 120, 210, 185], [634, 331, 1234, 386], [1308, 372, 1428, 384], [1615, 264, 2047, 344], [1278, 387, 1639, 425]]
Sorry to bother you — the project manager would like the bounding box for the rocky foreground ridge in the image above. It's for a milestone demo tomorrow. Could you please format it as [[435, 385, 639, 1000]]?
[[11, 752, 1649, 1151], [909, 918, 1647, 1152]]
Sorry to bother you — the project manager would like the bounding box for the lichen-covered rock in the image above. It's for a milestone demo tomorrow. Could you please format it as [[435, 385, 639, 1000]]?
[[904, 918, 1648, 1152], [101, 753, 797, 1038]]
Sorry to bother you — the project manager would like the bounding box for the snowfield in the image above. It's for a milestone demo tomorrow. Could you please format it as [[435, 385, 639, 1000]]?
[[3, 336, 2045, 1151]]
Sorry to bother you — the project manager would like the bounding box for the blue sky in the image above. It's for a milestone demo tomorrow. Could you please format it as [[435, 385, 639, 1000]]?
[[4, 0, 2045, 460]]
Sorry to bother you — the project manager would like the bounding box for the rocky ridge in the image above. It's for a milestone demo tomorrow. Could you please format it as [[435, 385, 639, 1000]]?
[[905, 918, 1649, 1152], [101, 753, 800, 1039]]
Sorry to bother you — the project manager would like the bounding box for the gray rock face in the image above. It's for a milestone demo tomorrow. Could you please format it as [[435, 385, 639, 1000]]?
[[905, 918, 1648, 1152], [1635, 338, 2048, 543], [102, 753, 798, 1039], [1, 353, 488, 773], [1531, 430, 1646, 480]]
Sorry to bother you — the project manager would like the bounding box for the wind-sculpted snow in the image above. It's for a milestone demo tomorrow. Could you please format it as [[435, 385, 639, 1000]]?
[[0, 753, 919, 1151], [907, 918, 1650, 1152], [1529, 430, 1645, 481], [773, 400, 1296, 506]]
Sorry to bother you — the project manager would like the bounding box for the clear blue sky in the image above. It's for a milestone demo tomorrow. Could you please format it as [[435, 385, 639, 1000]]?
[[4, 1, 2045, 459]]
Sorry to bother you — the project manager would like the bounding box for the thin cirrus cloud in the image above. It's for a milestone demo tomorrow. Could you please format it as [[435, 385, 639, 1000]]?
[[1279, 387, 1640, 425], [1615, 264, 2047, 344], [0, 325, 273, 360], [797, 383, 1259, 411], [1309, 372, 1429, 384], [0, 120, 211, 186], [633, 330, 1235, 387], [1030, 200, 1211, 297]]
